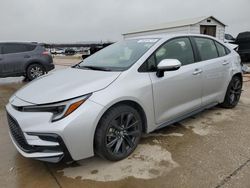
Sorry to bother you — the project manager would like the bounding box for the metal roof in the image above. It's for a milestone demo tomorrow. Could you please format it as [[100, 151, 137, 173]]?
[[123, 16, 226, 35]]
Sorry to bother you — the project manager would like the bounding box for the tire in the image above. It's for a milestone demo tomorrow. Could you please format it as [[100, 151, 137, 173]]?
[[220, 76, 243, 108], [94, 104, 143, 161], [26, 64, 45, 81]]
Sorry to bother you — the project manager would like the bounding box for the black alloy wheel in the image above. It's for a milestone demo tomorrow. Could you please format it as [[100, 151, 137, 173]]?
[[95, 105, 142, 161], [221, 76, 243, 108]]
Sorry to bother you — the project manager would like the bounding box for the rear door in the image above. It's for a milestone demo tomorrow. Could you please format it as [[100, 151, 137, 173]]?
[[193, 37, 230, 105], [145, 37, 203, 125], [1, 43, 32, 75]]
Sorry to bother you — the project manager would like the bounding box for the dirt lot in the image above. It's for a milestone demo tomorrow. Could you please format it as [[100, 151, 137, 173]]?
[[1, 57, 250, 188]]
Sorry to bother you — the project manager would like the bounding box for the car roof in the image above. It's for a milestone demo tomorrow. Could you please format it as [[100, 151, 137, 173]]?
[[126, 33, 220, 41], [0, 42, 39, 45]]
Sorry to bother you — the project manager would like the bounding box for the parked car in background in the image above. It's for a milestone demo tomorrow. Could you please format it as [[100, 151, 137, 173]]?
[[235, 32, 250, 62], [65, 48, 76, 56], [6, 34, 242, 163], [0, 42, 54, 80], [55, 49, 65, 55], [225, 34, 236, 44], [50, 48, 62, 55]]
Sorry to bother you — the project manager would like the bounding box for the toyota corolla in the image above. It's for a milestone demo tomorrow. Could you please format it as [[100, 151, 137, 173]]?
[[6, 34, 243, 163]]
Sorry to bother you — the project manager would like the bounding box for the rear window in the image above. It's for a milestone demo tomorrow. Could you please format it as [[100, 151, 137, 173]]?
[[225, 34, 234, 40], [194, 37, 218, 61], [2, 44, 36, 54]]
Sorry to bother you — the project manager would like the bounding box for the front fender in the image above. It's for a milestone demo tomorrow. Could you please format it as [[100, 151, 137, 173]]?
[[88, 70, 157, 133]]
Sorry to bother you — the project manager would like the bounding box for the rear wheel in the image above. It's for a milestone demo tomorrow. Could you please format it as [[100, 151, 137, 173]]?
[[220, 76, 242, 108], [26, 64, 45, 81], [94, 105, 142, 161]]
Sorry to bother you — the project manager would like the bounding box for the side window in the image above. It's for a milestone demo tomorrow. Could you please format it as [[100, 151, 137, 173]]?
[[146, 55, 157, 71], [2, 44, 29, 54], [155, 38, 195, 66], [194, 37, 218, 61], [215, 42, 227, 57], [25, 44, 36, 51], [139, 37, 195, 72], [225, 47, 231, 55]]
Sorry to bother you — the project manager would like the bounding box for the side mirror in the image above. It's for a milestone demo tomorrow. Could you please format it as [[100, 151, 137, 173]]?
[[156, 59, 182, 77]]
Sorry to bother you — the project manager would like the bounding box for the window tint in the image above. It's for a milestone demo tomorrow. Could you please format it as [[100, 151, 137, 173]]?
[[141, 54, 156, 72], [194, 37, 218, 61], [155, 38, 195, 66], [26, 44, 36, 51], [139, 38, 195, 72], [80, 39, 158, 71], [215, 42, 227, 57], [225, 47, 231, 54], [2, 44, 34, 54], [225, 34, 234, 40]]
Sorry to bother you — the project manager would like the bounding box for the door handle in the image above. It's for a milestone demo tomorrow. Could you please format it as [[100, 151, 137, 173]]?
[[193, 69, 203, 75], [24, 55, 30, 58], [222, 60, 229, 65]]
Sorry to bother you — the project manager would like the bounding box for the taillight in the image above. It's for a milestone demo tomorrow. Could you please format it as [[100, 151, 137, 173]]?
[[42, 51, 50, 55]]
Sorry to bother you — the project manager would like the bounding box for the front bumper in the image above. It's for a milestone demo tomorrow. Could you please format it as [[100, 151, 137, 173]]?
[[7, 112, 71, 163], [6, 97, 105, 162]]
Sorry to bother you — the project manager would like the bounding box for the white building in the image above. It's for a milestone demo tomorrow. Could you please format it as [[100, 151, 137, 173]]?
[[123, 16, 226, 41]]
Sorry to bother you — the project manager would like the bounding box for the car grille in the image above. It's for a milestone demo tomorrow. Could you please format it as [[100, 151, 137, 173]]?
[[7, 113, 35, 153], [6, 112, 72, 161]]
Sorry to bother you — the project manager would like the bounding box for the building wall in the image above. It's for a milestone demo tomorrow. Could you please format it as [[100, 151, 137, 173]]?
[[123, 18, 225, 41], [123, 26, 190, 39], [192, 19, 225, 41]]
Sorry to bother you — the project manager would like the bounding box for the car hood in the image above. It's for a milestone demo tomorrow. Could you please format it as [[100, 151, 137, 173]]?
[[14, 68, 121, 105]]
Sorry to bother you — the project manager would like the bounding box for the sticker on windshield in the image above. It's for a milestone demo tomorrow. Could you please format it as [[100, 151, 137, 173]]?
[[137, 39, 158, 43]]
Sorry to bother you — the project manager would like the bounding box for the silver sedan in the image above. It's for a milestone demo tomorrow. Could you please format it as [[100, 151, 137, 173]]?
[[6, 34, 243, 163]]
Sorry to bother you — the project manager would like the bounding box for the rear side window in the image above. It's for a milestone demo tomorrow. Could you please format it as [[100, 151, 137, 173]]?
[[26, 44, 36, 51], [2, 44, 35, 54], [194, 37, 218, 61], [215, 42, 227, 57]]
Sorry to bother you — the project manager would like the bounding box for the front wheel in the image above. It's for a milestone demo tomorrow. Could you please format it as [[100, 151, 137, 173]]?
[[94, 105, 142, 161], [26, 64, 45, 81], [220, 76, 243, 108]]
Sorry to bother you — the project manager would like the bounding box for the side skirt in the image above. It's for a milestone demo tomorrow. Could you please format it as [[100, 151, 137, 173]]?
[[156, 102, 218, 130]]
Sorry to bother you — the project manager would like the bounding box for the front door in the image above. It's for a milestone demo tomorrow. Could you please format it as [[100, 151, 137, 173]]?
[[146, 37, 203, 125]]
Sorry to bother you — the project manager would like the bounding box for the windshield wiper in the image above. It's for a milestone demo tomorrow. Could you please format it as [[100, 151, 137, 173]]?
[[80, 66, 112, 71], [73, 64, 81, 68]]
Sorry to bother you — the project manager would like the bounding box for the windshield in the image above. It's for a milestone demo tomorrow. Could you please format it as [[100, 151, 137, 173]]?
[[77, 39, 159, 71]]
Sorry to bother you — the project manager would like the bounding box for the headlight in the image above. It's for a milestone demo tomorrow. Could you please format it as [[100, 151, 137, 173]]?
[[14, 94, 91, 122]]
